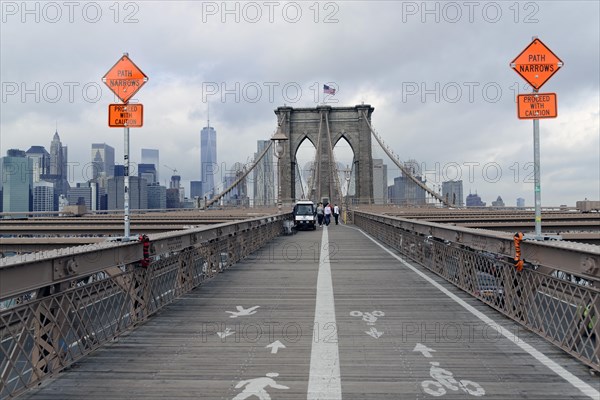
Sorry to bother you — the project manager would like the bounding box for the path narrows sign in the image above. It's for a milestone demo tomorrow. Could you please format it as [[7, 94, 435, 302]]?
[[510, 38, 563, 90], [102, 55, 148, 103]]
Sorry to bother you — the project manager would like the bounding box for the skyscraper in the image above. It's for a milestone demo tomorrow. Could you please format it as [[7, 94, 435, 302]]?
[[147, 183, 167, 209], [253, 140, 274, 207], [107, 176, 147, 210], [141, 148, 159, 182], [466, 192, 486, 207], [2, 149, 33, 213], [33, 181, 55, 212], [442, 180, 464, 207], [190, 181, 203, 199], [201, 124, 217, 198], [388, 175, 426, 205], [91, 143, 115, 181], [47, 130, 69, 196], [491, 196, 505, 207], [373, 159, 388, 205], [49, 131, 63, 177], [25, 146, 50, 183], [138, 163, 157, 184]]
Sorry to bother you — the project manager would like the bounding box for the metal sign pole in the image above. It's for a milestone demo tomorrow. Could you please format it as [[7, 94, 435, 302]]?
[[124, 124, 131, 239], [532, 90, 542, 238], [510, 37, 563, 241], [102, 52, 147, 241]]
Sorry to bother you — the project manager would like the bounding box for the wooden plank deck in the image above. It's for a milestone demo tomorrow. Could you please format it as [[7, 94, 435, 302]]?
[[22, 225, 599, 399]]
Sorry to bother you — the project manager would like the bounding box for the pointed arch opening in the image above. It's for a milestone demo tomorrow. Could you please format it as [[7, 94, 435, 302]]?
[[294, 136, 317, 201], [333, 135, 355, 198]]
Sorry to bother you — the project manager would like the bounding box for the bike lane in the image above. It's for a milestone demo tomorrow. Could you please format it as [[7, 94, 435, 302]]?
[[327, 225, 599, 399]]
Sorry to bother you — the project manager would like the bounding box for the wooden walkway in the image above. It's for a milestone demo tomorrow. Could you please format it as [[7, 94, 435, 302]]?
[[22, 225, 599, 399]]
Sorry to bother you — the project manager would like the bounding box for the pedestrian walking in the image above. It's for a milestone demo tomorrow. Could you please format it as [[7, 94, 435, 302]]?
[[324, 203, 332, 226], [333, 204, 340, 225], [316, 203, 324, 227]]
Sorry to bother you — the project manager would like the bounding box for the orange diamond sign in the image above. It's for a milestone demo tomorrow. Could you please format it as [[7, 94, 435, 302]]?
[[102, 55, 148, 103], [510, 38, 563, 90]]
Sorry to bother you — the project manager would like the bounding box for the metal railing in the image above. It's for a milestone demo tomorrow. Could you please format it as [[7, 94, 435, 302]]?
[[354, 211, 600, 372], [0, 214, 288, 399]]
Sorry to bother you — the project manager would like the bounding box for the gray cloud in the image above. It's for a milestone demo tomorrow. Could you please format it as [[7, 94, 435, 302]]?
[[1, 0, 598, 206]]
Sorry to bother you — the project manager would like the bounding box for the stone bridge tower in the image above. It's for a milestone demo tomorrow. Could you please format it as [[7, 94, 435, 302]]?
[[274, 104, 374, 205]]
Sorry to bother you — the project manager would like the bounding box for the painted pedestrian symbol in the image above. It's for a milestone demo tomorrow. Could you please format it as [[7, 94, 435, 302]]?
[[232, 372, 289, 400], [226, 305, 260, 318], [350, 310, 384, 325]]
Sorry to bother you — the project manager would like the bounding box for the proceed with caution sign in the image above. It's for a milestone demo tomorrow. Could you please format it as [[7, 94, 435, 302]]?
[[108, 103, 144, 127], [517, 93, 557, 119]]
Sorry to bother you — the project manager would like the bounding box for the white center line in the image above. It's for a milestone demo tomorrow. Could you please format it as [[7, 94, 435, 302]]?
[[307, 226, 342, 399]]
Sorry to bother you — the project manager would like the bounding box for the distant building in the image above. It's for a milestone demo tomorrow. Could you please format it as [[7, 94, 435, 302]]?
[[442, 180, 464, 207], [91, 143, 115, 182], [138, 163, 157, 184], [113, 165, 125, 177], [466, 193, 486, 207], [166, 188, 181, 208], [388, 175, 426, 206], [201, 125, 217, 198], [190, 181, 203, 199], [517, 197, 525, 208], [33, 181, 55, 212], [46, 131, 69, 197], [68, 182, 104, 210], [147, 183, 167, 209], [223, 164, 249, 207], [253, 140, 274, 206], [141, 149, 159, 182], [491, 196, 505, 207], [107, 176, 147, 210], [1, 149, 32, 213], [388, 159, 426, 206], [26, 146, 50, 183], [169, 174, 185, 203], [373, 159, 388, 205]]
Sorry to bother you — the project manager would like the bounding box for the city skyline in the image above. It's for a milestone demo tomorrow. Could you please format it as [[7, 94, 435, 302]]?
[[2, 133, 532, 208], [1, 2, 598, 206]]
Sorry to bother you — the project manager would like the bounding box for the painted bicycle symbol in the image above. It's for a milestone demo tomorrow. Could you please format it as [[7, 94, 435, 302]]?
[[349, 310, 384, 325], [421, 361, 485, 397]]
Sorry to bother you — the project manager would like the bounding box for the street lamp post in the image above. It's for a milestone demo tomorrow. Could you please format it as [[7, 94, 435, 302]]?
[[271, 124, 288, 213]]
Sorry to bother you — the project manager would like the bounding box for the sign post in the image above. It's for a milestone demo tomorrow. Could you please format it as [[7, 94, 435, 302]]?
[[103, 53, 148, 240], [510, 37, 563, 239]]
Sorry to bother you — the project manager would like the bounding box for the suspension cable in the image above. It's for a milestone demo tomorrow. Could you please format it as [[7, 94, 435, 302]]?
[[203, 140, 274, 209], [324, 112, 344, 207], [361, 110, 449, 206], [307, 112, 324, 201]]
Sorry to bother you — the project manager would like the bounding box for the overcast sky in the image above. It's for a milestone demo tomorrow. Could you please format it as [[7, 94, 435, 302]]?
[[1, 1, 598, 206]]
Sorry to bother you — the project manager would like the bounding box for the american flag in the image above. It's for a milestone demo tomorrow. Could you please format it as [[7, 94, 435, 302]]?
[[323, 84, 336, 95]]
